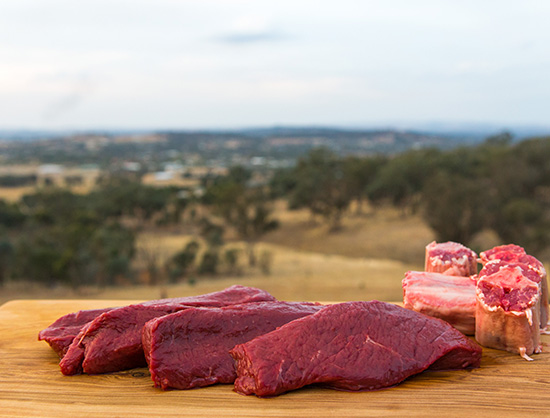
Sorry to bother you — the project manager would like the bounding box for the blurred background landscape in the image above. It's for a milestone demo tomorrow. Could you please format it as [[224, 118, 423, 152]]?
[[1, 1, 549, 303]]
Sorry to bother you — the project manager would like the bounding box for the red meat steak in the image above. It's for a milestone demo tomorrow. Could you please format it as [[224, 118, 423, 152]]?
[[231, 301, 482, 397], [59, 285, 276, 375], [142, 301, 325, 390], [38, 307, 114, 358]]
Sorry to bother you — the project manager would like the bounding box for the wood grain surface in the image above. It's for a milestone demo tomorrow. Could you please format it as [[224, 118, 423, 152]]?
[[1, 299, 549, 418]]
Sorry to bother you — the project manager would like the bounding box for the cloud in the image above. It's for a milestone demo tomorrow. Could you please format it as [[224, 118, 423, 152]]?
[[217, 30, 287, 44], [214, 14, 289, 44]]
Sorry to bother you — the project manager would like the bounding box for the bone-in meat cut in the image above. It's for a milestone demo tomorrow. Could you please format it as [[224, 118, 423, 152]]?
[[402, 271, 476, 334], [478, 245, 548, 330], [230, 301, 482, 397], [476, 265, 542, 360], [425, 241, 477, 276], [57, 285, 276, 375], [142, 301, 325, 390]]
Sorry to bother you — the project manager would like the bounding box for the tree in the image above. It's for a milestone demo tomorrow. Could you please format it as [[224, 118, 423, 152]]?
[[223, 247, 242, 275], [484, 131, 513, 147], [422, 172, 491, 245], [483, 137, 550, 254], [289, 148, 353, 230], [493, 198, 549, 254], [192, 216, 225, 275], [21, 188, 90, 226], [0, 200, 26, 228], [14, 230, 71, 286], [15, 188, 136, 288], [204, 166, 279, 266], [199, 216, 225, 248], [167, 240, 199, 282], [342, 155, 386, 214], [367, 148, 440, 214], [91, 176, 176, 223], [269, 167, 298, 199], [91, 222, 136, 286], [198, 249, 219, 275], [15, 190, 93, 287]]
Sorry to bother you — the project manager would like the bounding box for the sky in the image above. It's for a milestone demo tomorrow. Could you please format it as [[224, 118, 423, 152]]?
[[1, 0, 549, 130]]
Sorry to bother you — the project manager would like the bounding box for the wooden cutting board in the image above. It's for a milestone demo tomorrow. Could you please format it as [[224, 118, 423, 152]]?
[[1, 299, 549, 418]]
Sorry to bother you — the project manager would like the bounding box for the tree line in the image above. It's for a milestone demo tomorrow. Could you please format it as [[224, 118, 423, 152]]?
[[0, 169, 278, 288], [271, 133, 550, 256]]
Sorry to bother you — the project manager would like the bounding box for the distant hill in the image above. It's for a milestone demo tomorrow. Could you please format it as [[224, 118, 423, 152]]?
[[2, 122, 549, 143], [1, 125, 548, 169], [160, 126, 486, 156]]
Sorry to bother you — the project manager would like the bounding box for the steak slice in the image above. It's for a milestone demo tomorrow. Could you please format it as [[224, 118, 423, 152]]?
[[38, 307, 114, 358], [402, 271, 476, 335], [425, 241, 478, 277], [476, 266, 542, 360], [60, 304, 185, 375], [142, 301, 325, 390], [230, 301, 482, 397], [59, 285, 276, 375]]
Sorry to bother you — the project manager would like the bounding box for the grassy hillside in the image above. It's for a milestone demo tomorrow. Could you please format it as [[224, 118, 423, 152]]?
[[1, 242, 417, 305], [263, 202, 433, 264], [1, 205, 428, 304]]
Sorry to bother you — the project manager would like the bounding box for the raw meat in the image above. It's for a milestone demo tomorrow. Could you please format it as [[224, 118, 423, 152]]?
[[425, 241, 478, 276], [142, 301, 325, 390], [478, 245, 549, 329], [230, 301, 482, 397], [38, 307, 114, 357], [58, 285, 276, 375], [60, 304, 184, 375], [476, 266, 542, 360], [402, 271, 476, 334], [478, 244, 526, 265], [478, 260, 542, 283]]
